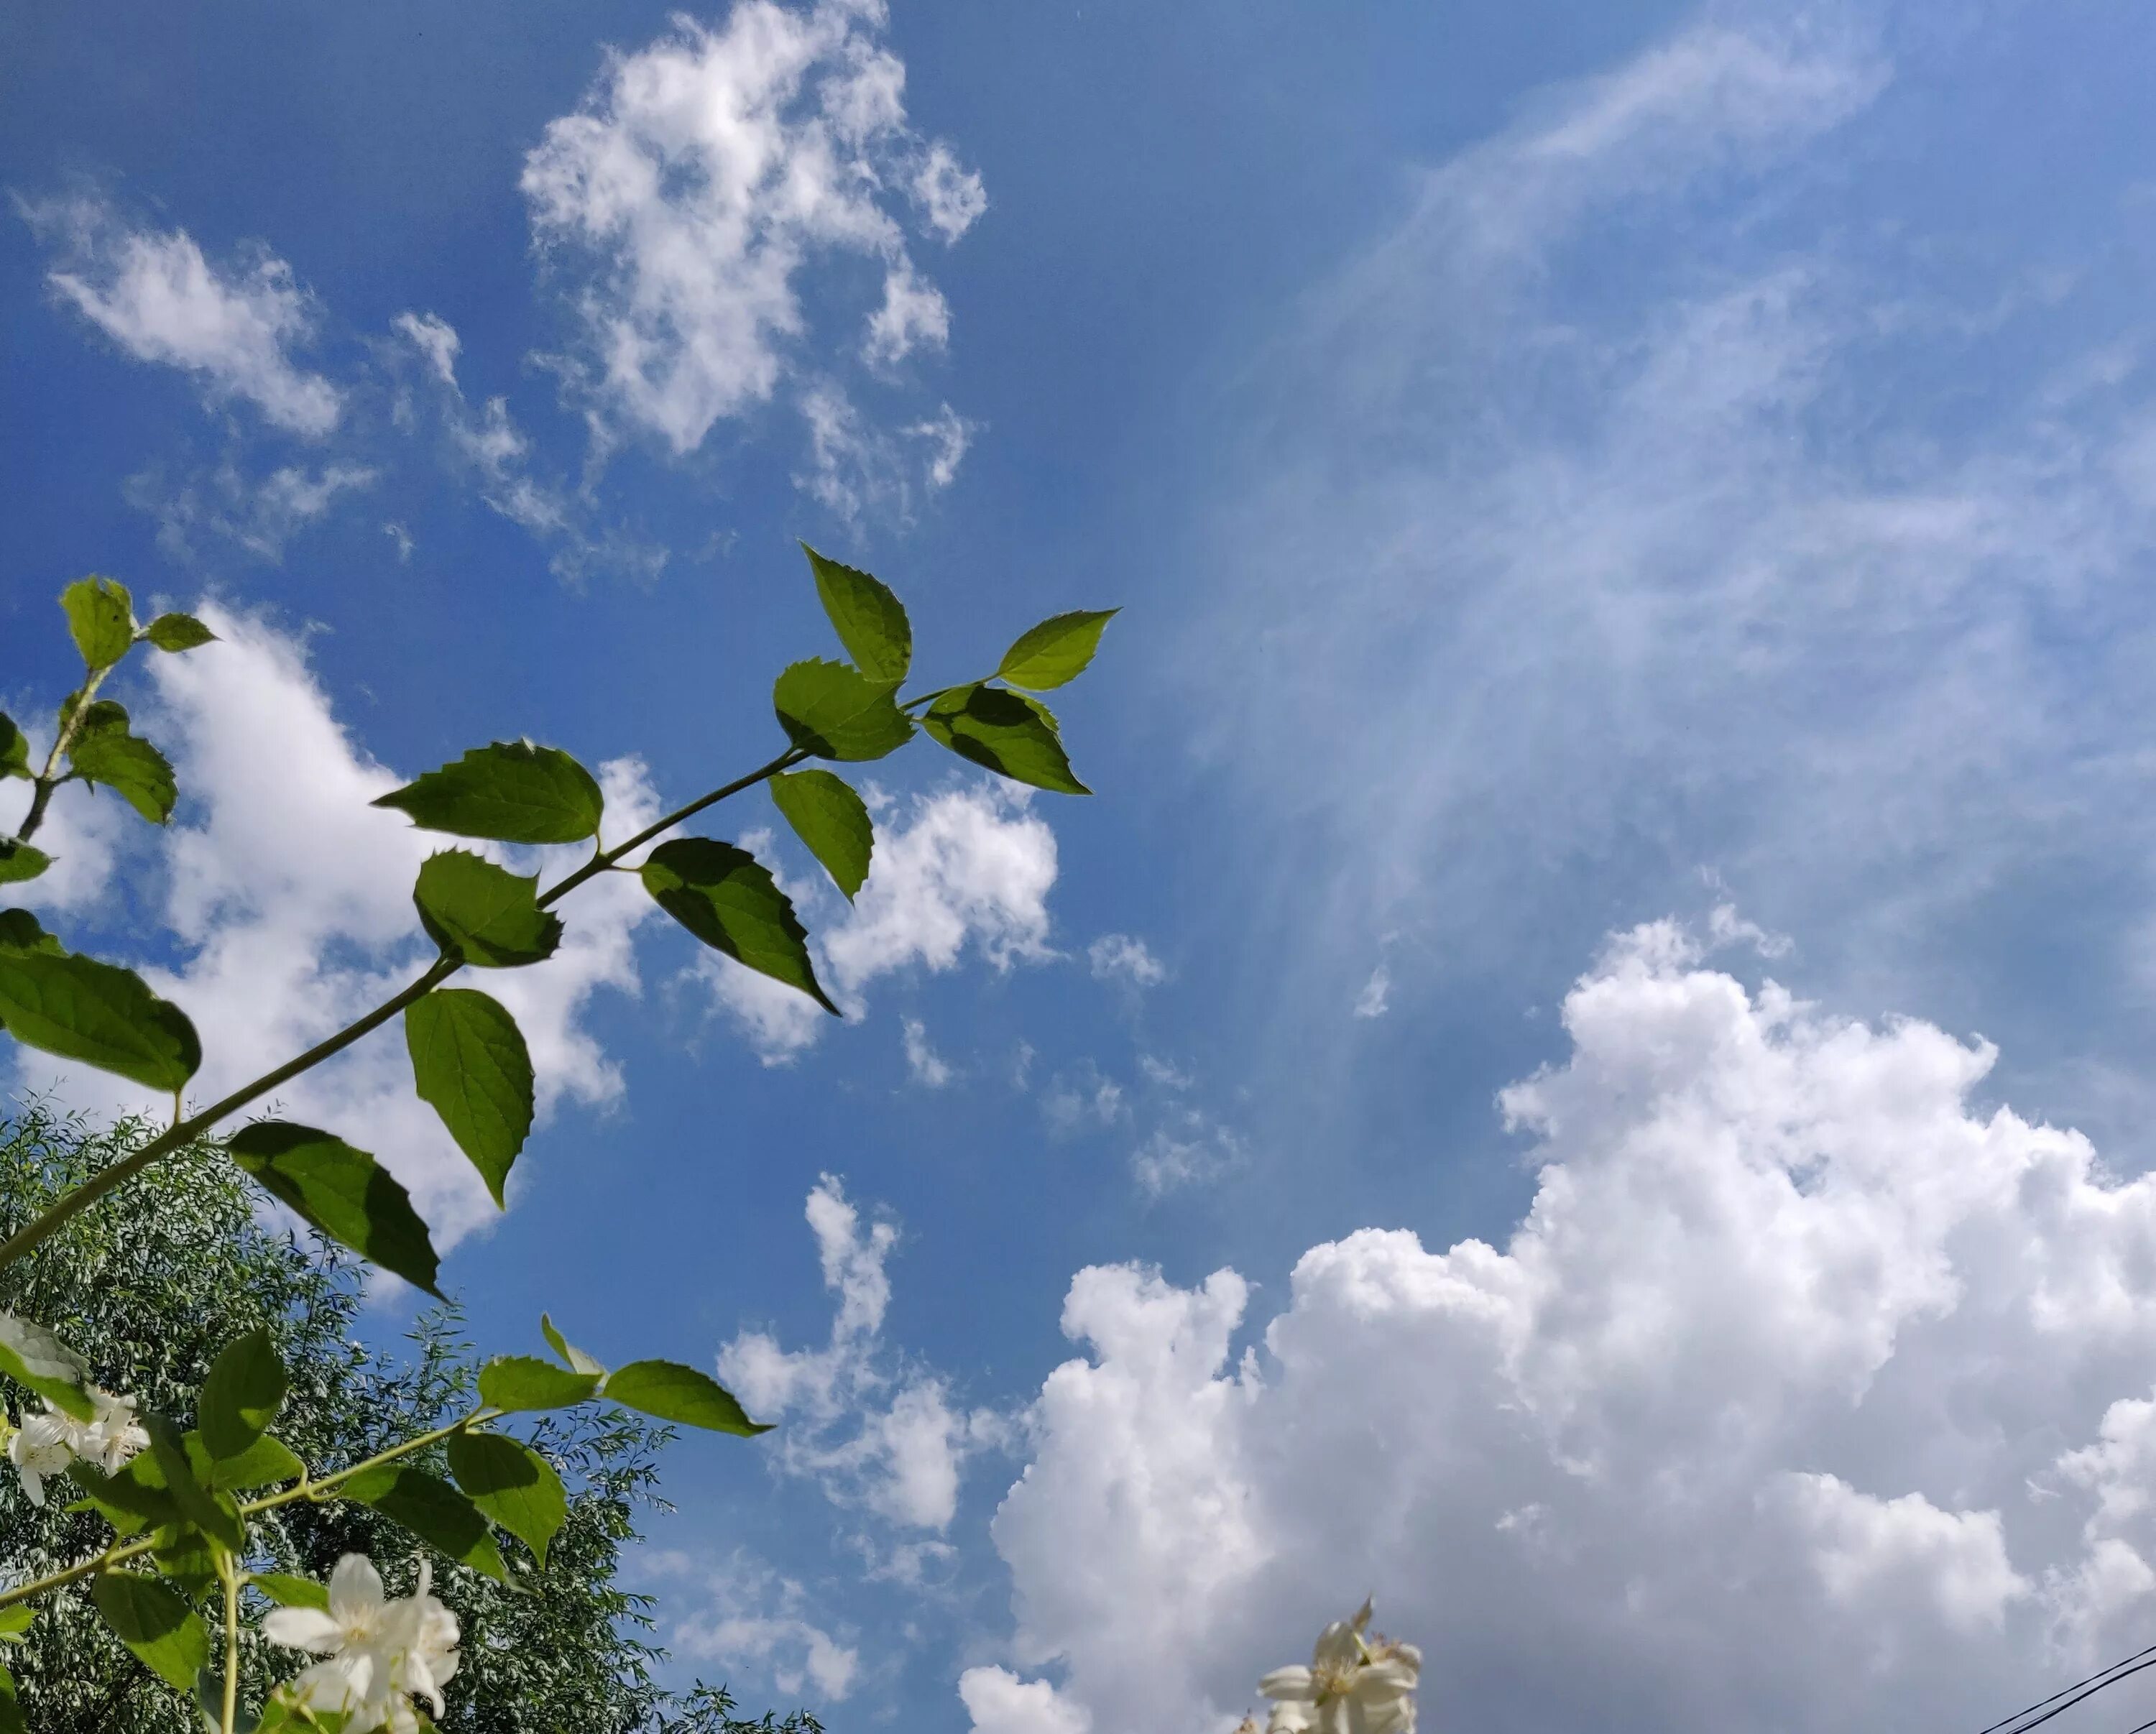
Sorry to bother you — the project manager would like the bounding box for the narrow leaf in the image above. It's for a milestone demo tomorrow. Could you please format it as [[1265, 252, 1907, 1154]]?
[[768, 769, 872, 900], [227, 1122, 442, 1296], [372, 741, 604, 844], [603, 1360, 770, 1436], [0, 843, 49, 886], [143, 612, 217, 652], [0, 716, 28, 783], [0, 1311, 93, 1420], [251, 1573, 329, 1612], [448, 1430, 568, 1568], [60, 576, 135, 671], [0, 946, 201, 1092], [68, 729, 177, 824], [479, 1355, 601, 1413], [198, 1327, 287, 1462], [341, 1463, 508, 1582], [641, 839, 839, 1014], [405, 988, 533, 1207], [91, 1572, 208, 1689], [540, 1314, 605, 1377], [801, 544, 911, 683], [923, 684, 1090, 795], [412, 850, 561, 967], [772, 660, 913, 762]]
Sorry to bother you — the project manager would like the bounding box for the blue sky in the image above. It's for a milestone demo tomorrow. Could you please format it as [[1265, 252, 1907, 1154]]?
[[12, 2, 2156, 1730]]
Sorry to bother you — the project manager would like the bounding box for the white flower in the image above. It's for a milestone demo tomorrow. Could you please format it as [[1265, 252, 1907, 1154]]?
[[263, 1553, 461, 1734], [1258, 1599, 1421, 1734], [6, 1388, 149, 1506]]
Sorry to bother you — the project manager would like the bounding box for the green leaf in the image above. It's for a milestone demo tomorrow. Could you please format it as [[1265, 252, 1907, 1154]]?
[[772, 659, 913, 762], [148, 1416, 244, 1551], [251, 1572, 329, 1612], [922, 684, 1090, 795], [998, 609, 1118, 691], [768, 769, 873, 901], [142, 612, 217, 652], [227, 1123, 442, 1296], [68, 728, 177, 824], [65, 1457, 178, 1536], [411, 849, 561, 967], [0, 842, 49, 886], [641, 839, 838, 1014], [0, 1608, 32, 1640], [405, 988, 533, 1207], [0, 1311, 93, 1420], [198, 1328, 287, 1462], [91, 1572, 208, 1689], [152, 1528, 222, 1601], [448, 1430, 568, 1568], [0, 912, 59, 956], [373, 741, 604, 844], [0, 1664, 22, 1734], [801, 543, 911, 683], [0, 715, 29, 783], [0, 945, 201, 1092], [205, 1429, 304, 1491], [478, 1355, 601, 1413], [540, 1314, 605, 1377], [602, 1360, 769, 1436], [341, 1463, 507, 1582], [61, 576, 136, 670]]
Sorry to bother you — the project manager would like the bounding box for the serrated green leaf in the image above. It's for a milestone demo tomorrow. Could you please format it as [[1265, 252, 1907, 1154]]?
[[641, 839, 838, 1014], [768, 769, 872, 901], [68, 728, 177, 824], [227, 1123, 441, 1296], [997, 609, 1118, 691], [198, 1328, 287, 1463], [405, 988, 532, 1207], [602, 1360, 769, 1436], [206, 1429, 304, 1491], [251, 1572, 329, 1612], [60, 696, 127, 740], [0, 716, 29, 783], [143, 612, 217, 652], [61, 576, 135, 670], [0, 945, 201, 1092], [0, 842, 49, 886], [0, 912, 60, 956], [372, 741, 604, 844], [479, 1355, 601, 1413], [412, 850, 561, 967], [91, 1572, 208, 1689], [801, 544, 911, 683], [923, 684, 1090, 795], [341, 1463, 507, 1582], [0, 1311, 93, 1419], [448, 1430, 568, 1568], [540, 1314, 605, 1377], [772, 660, 913, 762]]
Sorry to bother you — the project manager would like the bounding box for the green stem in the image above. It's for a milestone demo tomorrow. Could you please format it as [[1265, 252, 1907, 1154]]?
[[13, 665, 109, 847], [220, 1557, 240, 1734]]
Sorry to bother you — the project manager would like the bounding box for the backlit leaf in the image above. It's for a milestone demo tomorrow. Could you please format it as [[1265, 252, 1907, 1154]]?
[[540, 1314, 605, 1377], [68, 727, 177, 824], [227, 1122, 441, 1296], [143, 612, 217, 652], [341, 1463, 507, 1582], [60, 576, 135, 671], [0, 946, 201, 1092], [373, 742, 604, 844], [448, 1430, 567, 1567], [148, 1415, 244, 1550], [405, 988, 532, 1207], [772, 660, 913, 762], [412, 850, 561, 967], [0, 1311, 93, 1420], [801, 543, 911, 683], [923, 684, 1089, 795], [251, 1573, 328, 1612], [91, 1572, 208, 1689], [0, 716, 28, 782], [478, 1355, 601, 1413], [0, 843, 48, 887], [0, 912, 60, 956], [641, 839, 838, 1013], [996, 609, 1118, 691], [768, 769, 872, 901], [206, 1430, 304, 1492], [198, 1327, 287, 1462], [603, 1360, 769, 1436]]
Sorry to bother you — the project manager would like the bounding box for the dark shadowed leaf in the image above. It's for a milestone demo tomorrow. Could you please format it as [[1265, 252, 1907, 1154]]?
[[923, 684, 1090, 795], [60, 577, 135, 671], [478, 1355, 601, 1413], [801, 544, 911, 682], [198, 1327, 287, 1462], [0, 843, 47, 887], [227, 1122, 441, 1296], [768, 769, 872, 900], [448, 1430, 568, 1567], [341, 1462, 508, 1581], [602, 1360, 768, 1436], [412, 850, 561, 967], [148, 1415, 244, 1550], [0, 1311, 93, 1419], [996, 609, 1118, 691], [0, 946, 201, 1092], [772, 660, 913, 762], [0, 715, 28, 782], [91, 1572, 207, 1689], [68, 727, 177, 824], [143, 612, 217, 652], [372, 741, 603, 844], [641, 838, 838, 1013], [405, 988, 532, 1207], [0, 912, 60, 956]]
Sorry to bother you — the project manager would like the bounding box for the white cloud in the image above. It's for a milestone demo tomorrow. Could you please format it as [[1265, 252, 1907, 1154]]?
[[5, 606, 658, 1246], [960, 1666, 1090, 1734], [129, 461, 377, 564], [1042, 1062, 1125, 1137], [1088, 933, 1166, 990], [796, 380, 969, 520], [521, 0, 981, 457], [901, 1016, 953, 1087], [392, 310, 461, 388], [909, 402, 975, 489], [979, 921, 2156, 1733], [1351, 963, 1390, 1020], [26, 194, 343, 436], [719, 1176, 1002, 1531], [1129, 1108, 1245, 1199], [658, 1549, 860, 1703]]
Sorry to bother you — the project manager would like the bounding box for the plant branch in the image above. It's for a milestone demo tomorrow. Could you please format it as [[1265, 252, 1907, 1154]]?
[[219, 1554, 241, 1734], [13, 665, 109, 847]]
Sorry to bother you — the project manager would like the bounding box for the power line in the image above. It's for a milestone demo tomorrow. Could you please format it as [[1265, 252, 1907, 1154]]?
[[1976, 1648, 2156, 1734]]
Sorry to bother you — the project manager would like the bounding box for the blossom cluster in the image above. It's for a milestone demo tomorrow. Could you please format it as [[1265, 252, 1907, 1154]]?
[[1247, 1599, 1421, 1734], [264, 1553, 461, 1734], [4, 1388, 149, 1505]]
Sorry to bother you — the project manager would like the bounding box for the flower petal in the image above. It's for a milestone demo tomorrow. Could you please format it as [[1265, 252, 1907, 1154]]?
[[1260, 1666, 1317, 1702], [328, 1552, 385, 1623], [262, 1608, 344, 1654]]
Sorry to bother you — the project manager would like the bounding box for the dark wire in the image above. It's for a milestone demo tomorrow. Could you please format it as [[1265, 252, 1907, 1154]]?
[[1981, 1652, 2156, 1734]]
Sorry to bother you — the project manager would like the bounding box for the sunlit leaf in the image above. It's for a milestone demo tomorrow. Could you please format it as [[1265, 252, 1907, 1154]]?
[[540, 1314, 605, 1377], [148, 1415, 244, 1550], [448, 1430, 567, 1568], [0, 1311, 93, 1420], [60, 576, 135, 671], [0, 945, 201, 1092], [641, 839, 838, 1013], [0, 843, 49, 887], [996, 609, 1118, 691], [143, 612, 217, 652], [227, 1122, 441, 1296], [198, 1327, 287, 1463], [603, 1360, 769, 1436], [801, 543, 911, 683], [205, 1429, 304, 1492], [0, 913, 59, 957], [91, 1572, 208, 1689], [922, 683, 1089, 795], [405, 988, 533, 1207], [768, 769, 872, 901], [372, 741, 604, 844], [341, 1463, 507, 1582], [772, 660, 913, 762], [412, 850, 561, 967], [478, 1355, 601, 1414], [69, 727, 178, 825], [251, 1573, 328, 1612]]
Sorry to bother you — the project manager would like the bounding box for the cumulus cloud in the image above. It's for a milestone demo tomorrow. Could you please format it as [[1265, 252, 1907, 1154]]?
[[719, 1176, 1002, 1531], [657, 1549, 860, 1702], [978, 922, 2156, 1733], [521, 0, 981, 459], [4, 606, 658, 1245], [960, 1666, 1091, 1734], [24, 194, 343, 435]]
